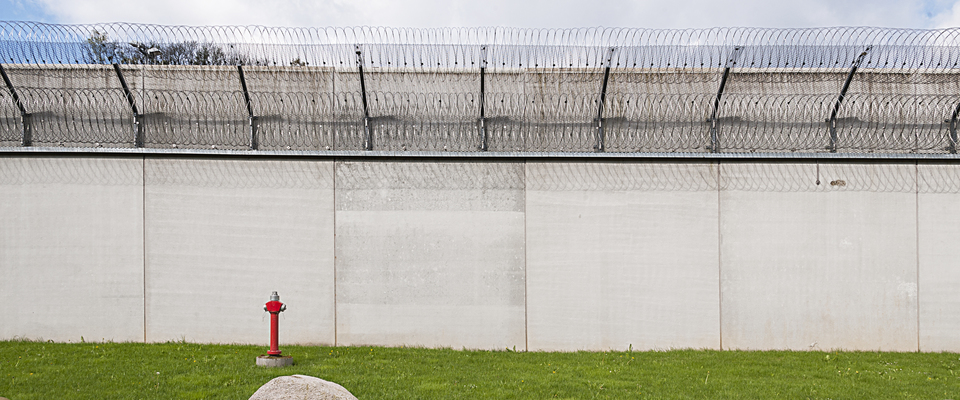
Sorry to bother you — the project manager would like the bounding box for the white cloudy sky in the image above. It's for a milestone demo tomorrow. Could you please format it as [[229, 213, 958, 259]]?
[[3, 0, 960, 28]]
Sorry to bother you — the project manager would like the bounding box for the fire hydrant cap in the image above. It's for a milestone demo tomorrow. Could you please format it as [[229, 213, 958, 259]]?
[[265, 291, 285, 313]]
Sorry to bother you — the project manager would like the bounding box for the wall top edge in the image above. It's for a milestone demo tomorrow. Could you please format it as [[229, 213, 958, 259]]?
[[2, 146, 960, 161]]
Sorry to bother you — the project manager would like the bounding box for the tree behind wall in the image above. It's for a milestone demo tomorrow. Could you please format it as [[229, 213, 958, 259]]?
[[84, 30, 265, 66]]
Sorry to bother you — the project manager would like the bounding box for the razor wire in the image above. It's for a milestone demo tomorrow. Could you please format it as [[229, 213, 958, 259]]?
[[2, 22, 960, 154]]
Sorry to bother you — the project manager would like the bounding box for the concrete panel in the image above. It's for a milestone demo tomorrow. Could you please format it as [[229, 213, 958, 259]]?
[[720, 163, 918, 351], [144, 159, 334, 345], [525, 162, 721, 351], [335, 161, 525, 350], [918, 164, 960, 352], [0, 156, 144, 342]]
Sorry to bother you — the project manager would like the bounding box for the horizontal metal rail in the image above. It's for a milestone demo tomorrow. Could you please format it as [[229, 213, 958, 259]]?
[[3, 146, 960, 161]]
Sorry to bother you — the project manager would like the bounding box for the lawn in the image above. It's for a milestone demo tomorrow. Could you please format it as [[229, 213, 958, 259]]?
[[1, 340, 958, 399]]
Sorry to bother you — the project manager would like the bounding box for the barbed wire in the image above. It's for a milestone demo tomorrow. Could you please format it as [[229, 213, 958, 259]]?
[[2, 22, 960, 154]]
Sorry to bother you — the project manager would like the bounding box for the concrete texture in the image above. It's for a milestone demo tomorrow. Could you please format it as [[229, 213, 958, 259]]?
[[918, 164, 960, 352], [143, 159, 335, 345], [256, 355, 294, 367], [719, 163, 918, 351], [4, 154, 960, 352], [334, 161, 526, 349], [0, 156, 144, 342], [525, 162, 721, 351]]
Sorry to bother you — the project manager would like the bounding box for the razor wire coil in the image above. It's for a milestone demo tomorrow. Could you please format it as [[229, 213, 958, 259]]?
[[1, 22, 960, 154]]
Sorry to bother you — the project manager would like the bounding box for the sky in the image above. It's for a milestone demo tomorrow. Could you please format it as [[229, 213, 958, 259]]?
[[2, 0, 960, 29]]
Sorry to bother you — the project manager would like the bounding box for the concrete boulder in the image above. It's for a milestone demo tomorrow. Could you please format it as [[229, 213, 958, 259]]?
[[249, 375, 358, 400]]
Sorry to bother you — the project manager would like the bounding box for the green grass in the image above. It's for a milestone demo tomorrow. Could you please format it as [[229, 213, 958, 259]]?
[[1, 340, 959, 399]]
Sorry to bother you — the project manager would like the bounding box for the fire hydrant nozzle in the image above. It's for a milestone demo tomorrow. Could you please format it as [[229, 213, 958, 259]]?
[[264, 291, 286, 356]]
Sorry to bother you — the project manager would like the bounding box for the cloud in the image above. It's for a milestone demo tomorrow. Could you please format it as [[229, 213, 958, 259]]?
[[0, 0, 58, 21], [23, 0, 941, 28], [933, 0, 960, 27]]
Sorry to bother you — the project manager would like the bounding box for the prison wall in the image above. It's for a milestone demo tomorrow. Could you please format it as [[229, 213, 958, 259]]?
[[2, 155, 959, 352]]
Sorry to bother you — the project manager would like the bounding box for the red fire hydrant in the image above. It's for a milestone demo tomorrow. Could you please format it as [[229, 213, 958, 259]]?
[[263, 291, 287, 356]]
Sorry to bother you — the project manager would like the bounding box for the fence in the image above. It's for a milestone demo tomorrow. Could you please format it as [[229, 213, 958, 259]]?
[[2, 23, 960, 154]]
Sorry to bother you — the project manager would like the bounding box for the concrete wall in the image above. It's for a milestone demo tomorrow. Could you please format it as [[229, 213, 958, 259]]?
[[143, 159, 335, 345], [720, 163, 918, 351], [2, 155, 960, 352], [918, 164, 960, 352], [334, 161, 525, 349], [525, 162, 720, 351], [0, 157, 144, 342]]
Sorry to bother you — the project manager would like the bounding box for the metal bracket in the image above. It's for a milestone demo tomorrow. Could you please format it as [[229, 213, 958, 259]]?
[[0, 63, 32, 146], [828, 46, 871, 153], [709, 46, 743, 153], [595, 47, 616, 152], [479, 45, 488, 151], [356, 45, 372, 151], [237, 65, 259, 150], [949, 102, 960, 154], [113, 63, 144, 147]]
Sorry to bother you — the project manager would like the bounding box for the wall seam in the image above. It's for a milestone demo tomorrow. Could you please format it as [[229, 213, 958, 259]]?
[[717, 161, 723, 350]]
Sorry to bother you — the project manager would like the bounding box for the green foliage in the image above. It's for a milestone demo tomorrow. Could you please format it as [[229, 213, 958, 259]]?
[[147, 41, 262, 66], [83, 29, 130, 64], [1, 341, 958, 399], [83, 30, 264, 65]]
